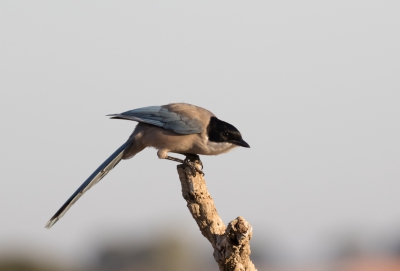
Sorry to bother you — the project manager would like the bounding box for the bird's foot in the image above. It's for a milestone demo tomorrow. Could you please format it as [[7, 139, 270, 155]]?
[[181, 154, 204, 177]]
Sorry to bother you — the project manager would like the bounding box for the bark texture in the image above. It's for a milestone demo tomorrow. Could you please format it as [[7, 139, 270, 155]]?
[[177, 164, 257, 271]]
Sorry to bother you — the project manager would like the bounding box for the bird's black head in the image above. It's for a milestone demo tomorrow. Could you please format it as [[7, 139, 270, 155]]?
[[207, 117, 250, 148]]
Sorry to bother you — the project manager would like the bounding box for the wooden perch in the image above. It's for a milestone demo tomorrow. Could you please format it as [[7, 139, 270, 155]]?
[[177, 162, 257, 271]]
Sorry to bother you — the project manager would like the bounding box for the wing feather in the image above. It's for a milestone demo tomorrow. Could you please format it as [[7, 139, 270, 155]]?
[[108, 105, 204, 134]]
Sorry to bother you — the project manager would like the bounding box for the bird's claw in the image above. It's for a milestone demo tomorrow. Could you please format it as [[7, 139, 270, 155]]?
[[181, 155, 204, 176]]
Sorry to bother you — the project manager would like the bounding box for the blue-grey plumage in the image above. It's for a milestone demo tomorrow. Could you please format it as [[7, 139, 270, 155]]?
[[108, 104, 208, 135], [45, 103, 249, 229], [45, 140, 132, 229]]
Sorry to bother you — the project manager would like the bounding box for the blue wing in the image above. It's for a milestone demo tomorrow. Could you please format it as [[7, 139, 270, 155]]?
[[108, 106, 204, 134]]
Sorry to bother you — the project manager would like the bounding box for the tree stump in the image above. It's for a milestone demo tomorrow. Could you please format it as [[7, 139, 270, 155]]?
[[177, 163, 257, 271]]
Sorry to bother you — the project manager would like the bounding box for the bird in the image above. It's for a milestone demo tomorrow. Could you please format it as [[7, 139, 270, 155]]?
[[45, 103, 250, 229]]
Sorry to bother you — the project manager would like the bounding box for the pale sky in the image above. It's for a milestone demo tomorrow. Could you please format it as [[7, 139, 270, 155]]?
[[1, 1, 400, 267]]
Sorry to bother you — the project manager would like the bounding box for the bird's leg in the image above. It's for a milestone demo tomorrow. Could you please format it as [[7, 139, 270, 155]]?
[[165, 156, 184, 163], [166, 154, 204, 176]]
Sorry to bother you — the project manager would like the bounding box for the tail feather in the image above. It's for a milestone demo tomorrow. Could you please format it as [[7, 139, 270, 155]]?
[[45, 140, 133, 229]]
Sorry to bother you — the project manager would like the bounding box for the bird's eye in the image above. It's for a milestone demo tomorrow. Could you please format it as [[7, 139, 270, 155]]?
[[223, 132, 229, 137]]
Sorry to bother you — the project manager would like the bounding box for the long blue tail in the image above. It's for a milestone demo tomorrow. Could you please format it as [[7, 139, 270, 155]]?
[[45, 140, 133, 229]]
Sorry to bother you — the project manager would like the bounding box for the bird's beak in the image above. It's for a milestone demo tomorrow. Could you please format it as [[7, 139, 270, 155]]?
[[231, 139, 250, 148]]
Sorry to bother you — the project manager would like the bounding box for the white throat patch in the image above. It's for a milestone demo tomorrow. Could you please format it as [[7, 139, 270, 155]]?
[[205, 139, 236, 155]]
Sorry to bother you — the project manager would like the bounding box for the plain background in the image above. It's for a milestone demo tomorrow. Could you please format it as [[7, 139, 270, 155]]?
[[1, 1, 399, 268]]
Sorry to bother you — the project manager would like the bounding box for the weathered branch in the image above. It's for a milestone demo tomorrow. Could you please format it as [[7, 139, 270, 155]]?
[[177, 163, 257, 271]]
